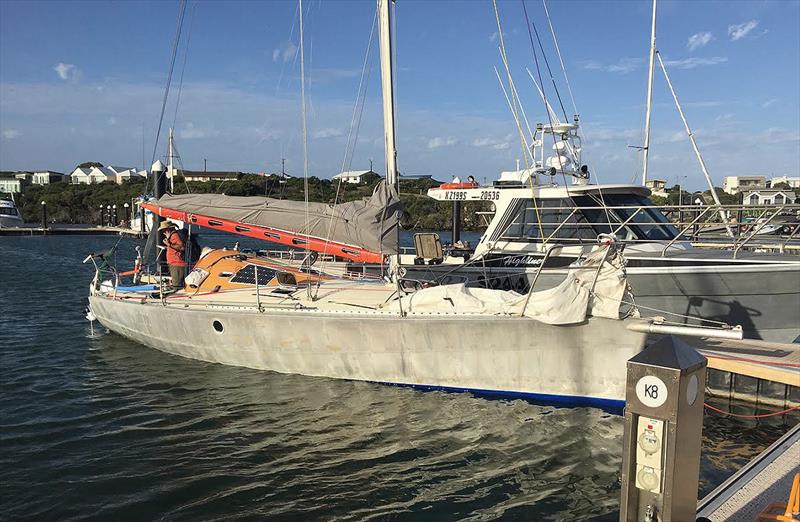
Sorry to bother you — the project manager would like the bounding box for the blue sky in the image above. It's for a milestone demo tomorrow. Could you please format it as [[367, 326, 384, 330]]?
[[0, 0, 798, 189]]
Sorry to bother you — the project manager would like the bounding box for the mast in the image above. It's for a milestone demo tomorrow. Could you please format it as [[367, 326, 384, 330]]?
[[641, 0, 657, 186], [167, 127, 175, 193], [378, 0, 397, 188]]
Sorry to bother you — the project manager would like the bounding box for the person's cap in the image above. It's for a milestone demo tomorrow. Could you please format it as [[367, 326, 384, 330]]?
[[158, 220, 176, 231]]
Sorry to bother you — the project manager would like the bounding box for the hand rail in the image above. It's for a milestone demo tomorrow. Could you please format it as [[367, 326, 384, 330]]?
[[661, 206, 712, 256], [520, 244, 562, 316], [733, 205, 786, 258]]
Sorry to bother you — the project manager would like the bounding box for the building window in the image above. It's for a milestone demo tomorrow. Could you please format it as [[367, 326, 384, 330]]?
[[749, 194, 759, 205], [775, 194, 785, 205]]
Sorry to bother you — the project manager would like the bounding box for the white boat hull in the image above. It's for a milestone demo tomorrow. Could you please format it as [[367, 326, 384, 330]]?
[[89, 295, 648, 407]]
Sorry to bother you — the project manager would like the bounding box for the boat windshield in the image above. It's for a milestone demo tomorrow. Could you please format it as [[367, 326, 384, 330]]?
[[499, 196, 613, 242], [496, 193, 678, 242], [0, 206, 19, 216], [598, 194, 679, 241]]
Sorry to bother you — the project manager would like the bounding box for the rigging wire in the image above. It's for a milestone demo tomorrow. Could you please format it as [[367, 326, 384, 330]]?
[[492, 0, 545, 241], [150, 0, 188, 189], [314, 9, 379, 297], [525, 4, 568, 123], [542, 0, 577, 117], [298, 0, 311, 299], [171, 1, 197, 133]]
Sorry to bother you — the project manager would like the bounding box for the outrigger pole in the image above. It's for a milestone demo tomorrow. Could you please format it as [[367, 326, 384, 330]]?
[[655, 51, 734, 238]]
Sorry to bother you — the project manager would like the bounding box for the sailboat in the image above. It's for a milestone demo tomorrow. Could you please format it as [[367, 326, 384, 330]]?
[[87, 0, 743, 407]]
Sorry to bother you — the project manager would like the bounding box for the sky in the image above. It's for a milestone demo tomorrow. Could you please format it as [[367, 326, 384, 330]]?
[[0, 0, 798, 190]]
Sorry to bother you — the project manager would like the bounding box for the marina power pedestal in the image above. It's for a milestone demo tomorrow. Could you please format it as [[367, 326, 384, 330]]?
[[620, 336, 707, 522]]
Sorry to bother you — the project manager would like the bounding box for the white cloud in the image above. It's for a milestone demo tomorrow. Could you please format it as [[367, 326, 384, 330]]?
[[180, 121, 218, 140], [53, 62, 79, 81], [428, 136, 457, 149], [728, 20, 759, 41], [107, 116, 117, 125], [762, 98, 778, 108], [2, 129, 20, 139], [272, 42, 297, 63], [667, 131, 686, 143], [662, 56, 727, 69], [472, 136, 510, 150], [583, 58, 643, 74], [312, 128, 344, 139], [489, 31, 498, 42], [715, 113, 736, 123], [687, 31, 713, 51]]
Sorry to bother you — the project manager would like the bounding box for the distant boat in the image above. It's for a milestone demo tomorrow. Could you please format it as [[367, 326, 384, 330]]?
[[0, 199, 23, 228]]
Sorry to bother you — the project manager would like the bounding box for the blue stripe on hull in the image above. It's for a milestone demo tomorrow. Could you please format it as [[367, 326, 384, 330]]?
[[373, 380, 626, 413]]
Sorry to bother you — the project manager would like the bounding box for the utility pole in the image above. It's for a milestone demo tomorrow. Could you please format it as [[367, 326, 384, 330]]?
[[204, 158, 207, 172]]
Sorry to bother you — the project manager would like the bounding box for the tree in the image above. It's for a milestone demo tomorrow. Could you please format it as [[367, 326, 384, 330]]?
[[77, 161, 103, 169], [771, 182, 791, 190]]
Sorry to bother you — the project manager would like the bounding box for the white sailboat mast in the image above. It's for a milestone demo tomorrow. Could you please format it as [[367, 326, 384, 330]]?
[[168, 127, 175, 193], [378, 0, 397, 188], [641, 0, 657, 186]]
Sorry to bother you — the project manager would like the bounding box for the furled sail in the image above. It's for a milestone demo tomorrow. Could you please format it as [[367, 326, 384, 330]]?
[[142, 181, 400, 263]]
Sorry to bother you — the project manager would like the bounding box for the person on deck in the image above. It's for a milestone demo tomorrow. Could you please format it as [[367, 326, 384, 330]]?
[[160, 221, 187, 290]]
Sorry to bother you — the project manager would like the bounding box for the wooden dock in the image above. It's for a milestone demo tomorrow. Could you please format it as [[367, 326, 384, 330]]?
[[0, 225, 142, 237], [688, 337, 800, 387], [697, 423, 800, 521]]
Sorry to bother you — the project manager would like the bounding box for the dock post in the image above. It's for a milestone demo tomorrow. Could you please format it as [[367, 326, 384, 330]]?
[[40, 201, 47, 230], [99, 204, 105, 227], [619, 336, 708, 522]]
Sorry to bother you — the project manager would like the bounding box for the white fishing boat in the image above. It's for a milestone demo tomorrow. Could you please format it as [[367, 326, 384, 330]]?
[[0, 198, 23, 228]]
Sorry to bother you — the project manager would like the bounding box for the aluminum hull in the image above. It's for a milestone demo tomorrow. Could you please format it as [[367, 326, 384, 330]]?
[[89, 295, 648, 406]]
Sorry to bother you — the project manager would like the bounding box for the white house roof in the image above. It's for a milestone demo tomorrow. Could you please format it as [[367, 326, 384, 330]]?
[[333, 170, 378, 179]]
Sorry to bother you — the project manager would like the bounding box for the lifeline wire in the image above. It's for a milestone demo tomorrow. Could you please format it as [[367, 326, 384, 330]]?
[[151, 0, 188, 174]]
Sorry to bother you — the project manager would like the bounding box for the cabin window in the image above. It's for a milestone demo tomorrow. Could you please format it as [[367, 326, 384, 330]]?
[[599, 194, 678, 241], [499, 198, 606, 242], [0, 207, 19, 216], [229, 264, 277, 285]]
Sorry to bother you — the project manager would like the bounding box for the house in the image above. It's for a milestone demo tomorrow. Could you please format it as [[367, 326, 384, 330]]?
[[107, 166, 145, 183], [32, 171, 66, 185], [332, 169, 380, 184], [178, 170, 242, 182], [722, 175, 766, 195], [768, 176, 800, 189], [70, 166, 114, 184], [742, 189, 797, 206], [70, 165, 145, 184], [0, 173, 28, 193], [645, 178, 668, 198]]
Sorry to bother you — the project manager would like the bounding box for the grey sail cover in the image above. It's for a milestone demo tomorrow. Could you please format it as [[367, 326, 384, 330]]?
[[156, 181, 401, 254]]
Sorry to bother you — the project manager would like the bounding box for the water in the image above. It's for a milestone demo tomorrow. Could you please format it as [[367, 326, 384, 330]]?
[[1, 235, 795, 520]]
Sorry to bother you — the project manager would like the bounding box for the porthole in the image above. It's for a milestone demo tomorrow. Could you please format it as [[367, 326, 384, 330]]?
[[212, 320, 224, 333]]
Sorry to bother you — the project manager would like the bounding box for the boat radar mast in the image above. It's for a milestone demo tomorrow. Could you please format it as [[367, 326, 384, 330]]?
[[531, 115, 589, 186]]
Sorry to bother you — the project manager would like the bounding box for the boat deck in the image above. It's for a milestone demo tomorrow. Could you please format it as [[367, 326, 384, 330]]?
[[697, 423, 800, 521]]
